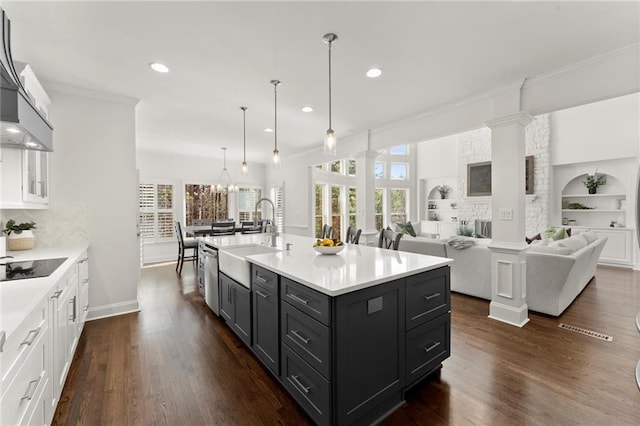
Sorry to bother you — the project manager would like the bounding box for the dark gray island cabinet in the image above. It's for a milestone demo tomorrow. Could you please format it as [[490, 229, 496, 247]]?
[[246, 264, 451, 426]]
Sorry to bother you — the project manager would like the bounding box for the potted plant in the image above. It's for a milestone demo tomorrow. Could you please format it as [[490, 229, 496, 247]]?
[[582, 173, 606, 194], [437, 185, 451, 199], [3, 219, 37, 251]]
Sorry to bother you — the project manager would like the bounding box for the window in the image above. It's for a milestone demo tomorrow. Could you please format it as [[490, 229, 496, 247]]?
[[348, 187, 357, 227], [139, 182, 174, 241], [390, 163, 408, 180], [375, 188, 385, 231], [238, 187, 262, 222], [390, 189, 408, 224], [348, 160, 356, 176], [269, 185, 285, 232], [375, 162, 385, 179], [185, 184, 228, 225], [330, 160, 342, 174], [390, 145, 408, 155], [315, 183, 326, 238], [331, 186, 343, 240]]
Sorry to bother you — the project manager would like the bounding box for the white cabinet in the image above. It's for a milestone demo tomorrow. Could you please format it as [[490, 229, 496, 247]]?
[[0, 148, 49, 209], [561, 174, 626, 228], [572, 226, 633, 267]]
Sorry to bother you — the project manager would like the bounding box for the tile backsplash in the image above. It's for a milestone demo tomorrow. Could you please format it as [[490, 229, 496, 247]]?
[[1, 203, 89, 249]]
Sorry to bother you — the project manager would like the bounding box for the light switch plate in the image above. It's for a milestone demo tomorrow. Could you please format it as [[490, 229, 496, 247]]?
[[499, 208, 513, 220]]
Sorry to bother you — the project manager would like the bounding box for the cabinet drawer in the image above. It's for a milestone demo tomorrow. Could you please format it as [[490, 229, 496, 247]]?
[[0, 320, 48, 425], [406, 313, 450, 386], [281, 302, 331, 378], [281, 277, 331, 326], [406, 267, 450, 330], [1, 297, 47, 396], [253, 265, 278, 293], [281, 344, 330, 426]]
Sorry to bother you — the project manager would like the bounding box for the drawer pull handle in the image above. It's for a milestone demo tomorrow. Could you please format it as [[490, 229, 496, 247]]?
[[0, 331, 5, 353], [423, 341, 441, 353], [21, 379, 39, 401], [288, 293, 309, 305], [255, 289, 269, 299], [20, 327, 41, 346], [291, 375, 311, 394], [255, 275, 268, 283], [50, 290, 63, 299], [290, 329, 310, 344], [424, 292, 441, 301]]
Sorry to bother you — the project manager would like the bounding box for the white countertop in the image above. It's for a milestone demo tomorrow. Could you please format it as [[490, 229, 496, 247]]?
[[1, 245, 89, 341], [201, 234, 453, 296]]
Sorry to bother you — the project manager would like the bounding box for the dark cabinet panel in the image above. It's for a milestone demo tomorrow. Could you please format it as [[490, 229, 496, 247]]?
[[335, 279, 405, 426], [405, 267, 450, 330], [233, 284, 252, 346], [253, 266, 278, 293], [281, 344, 331, 426], [219, 273, 234, 322], [406, 312, 450, 387], [281, 301, 331, 378], [281, 277, 330, 326], [253, 274, 280, 375]]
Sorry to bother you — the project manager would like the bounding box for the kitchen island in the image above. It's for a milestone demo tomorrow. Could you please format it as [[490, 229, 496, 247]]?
[[200, 233, 453, 426]]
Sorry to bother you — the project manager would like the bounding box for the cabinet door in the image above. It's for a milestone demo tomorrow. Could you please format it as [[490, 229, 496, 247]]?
[[65, 285, 78, 370], [219, 274, 234, 322], [595, 229, 632, 265], [53, 287, 69, 404], [21, 151, 49, 204], [253, 282, 279, 375], [232, 284, 251, 346]]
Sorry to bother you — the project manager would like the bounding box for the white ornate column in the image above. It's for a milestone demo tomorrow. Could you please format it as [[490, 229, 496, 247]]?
[[355, 150, 379, 246], [485, 112, 533, 327]]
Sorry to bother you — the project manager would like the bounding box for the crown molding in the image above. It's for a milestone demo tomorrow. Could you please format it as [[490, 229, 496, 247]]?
[[484, 112, 534, 129], [45, 81, 140, 106]]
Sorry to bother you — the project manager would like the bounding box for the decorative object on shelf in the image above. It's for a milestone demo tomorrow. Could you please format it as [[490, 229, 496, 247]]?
[[562, 217, 569, 225], [567, 202, 593, 210], [467, 156, 534, 196], [568, 219, 577, 226], [429, 212, 439, 221], [437, 185, 451, 199], [3, 219, 36, 251], [582, 173, 606, 194], [450, 202, 457, 209], [322, 32, 338, 155], [456, 224, 473, 237], [240, 106, 248, 175], [271, 79, 281, 168], [215, 147, 238, 193]]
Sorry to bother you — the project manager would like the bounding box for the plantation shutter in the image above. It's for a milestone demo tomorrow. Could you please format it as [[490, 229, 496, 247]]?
[[269, 184, 284, 232]]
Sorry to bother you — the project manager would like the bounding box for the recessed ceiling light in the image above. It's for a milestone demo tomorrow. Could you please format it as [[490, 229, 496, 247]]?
[[7, 127, 20, 134], [301, 106, 314, 113], [264, 128, 273, 133], [366, 68, 382, 78], [149, 62, 170, 73]]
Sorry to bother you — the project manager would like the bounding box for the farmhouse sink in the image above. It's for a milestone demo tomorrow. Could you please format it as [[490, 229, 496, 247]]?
[[218, 244, 280, 288]]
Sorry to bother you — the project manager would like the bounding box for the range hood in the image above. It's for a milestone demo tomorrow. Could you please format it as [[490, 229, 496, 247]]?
[[1, 7, 53, 152]]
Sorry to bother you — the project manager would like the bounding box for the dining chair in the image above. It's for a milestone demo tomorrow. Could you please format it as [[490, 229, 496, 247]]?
[[174, 221, 198, 274], [240, 221, 262, 234], [211, 221, 236, 236], [322, 224, 334, 239], [378, 228, 403, 250], [345, 226, 362, 244]]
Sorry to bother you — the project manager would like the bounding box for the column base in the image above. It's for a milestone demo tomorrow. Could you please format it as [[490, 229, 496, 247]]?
[[488, 301, 530, 327]]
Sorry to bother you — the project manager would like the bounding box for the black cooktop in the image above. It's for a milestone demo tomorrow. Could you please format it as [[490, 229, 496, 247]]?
[[0, 257, 68, 282]]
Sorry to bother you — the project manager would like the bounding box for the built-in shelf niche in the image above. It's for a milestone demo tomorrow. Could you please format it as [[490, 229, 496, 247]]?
[[560, 173, 627, 228]]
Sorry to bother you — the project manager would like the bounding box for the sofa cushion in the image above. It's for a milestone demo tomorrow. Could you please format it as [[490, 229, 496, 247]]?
[[395, 221, 417, 237], [579, 230, 598, 244], [543, 227, 569, 240], [528, 244, 573, 255], [555, 235, 588, 252], [526, 233, 542, 244]]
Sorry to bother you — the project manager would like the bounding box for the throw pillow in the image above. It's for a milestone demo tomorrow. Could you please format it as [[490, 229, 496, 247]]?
[[580, 230, 598, 244], [526, 233, 541, 244], [447, 236, 476, 250], [527, 245, 573, 255], [395, 222, 417, 237], [556, 235, 587, 252], [542, 227, 569, 240]]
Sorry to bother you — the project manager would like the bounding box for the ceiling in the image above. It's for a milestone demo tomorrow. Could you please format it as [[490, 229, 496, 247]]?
[[3, 1, 639, 164]]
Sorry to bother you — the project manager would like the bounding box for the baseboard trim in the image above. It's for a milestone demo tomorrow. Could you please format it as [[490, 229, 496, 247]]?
[[86, 300, 140, 321], [488, 301, 530, 327]]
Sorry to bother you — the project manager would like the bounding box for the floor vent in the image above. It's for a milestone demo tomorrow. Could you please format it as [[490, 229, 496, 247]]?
[[558, 323, 613, 342]]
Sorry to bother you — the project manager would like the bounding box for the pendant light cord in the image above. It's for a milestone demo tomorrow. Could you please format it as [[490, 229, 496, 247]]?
[[328, 41, 332, 130], [242, 107, 247, 162], [274, 82, 278, 151]]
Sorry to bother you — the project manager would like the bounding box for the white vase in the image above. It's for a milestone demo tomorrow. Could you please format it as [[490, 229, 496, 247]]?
[[7, 230, 35, 251]]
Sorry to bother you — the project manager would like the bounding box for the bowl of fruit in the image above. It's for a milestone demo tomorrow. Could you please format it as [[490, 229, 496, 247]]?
[[313, 238, 345, 255]]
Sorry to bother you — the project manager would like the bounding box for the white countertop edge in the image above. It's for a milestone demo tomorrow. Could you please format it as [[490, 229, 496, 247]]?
[[248, 257, 453, 297]]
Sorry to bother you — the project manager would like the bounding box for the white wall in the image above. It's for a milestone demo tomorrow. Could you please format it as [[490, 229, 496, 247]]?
[[49, 86, 140, 320], [551, 92, 639, 165], [136, 149, 267, 262]]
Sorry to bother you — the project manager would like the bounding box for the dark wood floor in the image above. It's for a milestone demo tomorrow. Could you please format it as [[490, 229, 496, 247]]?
[[53, 262, 640, 425]]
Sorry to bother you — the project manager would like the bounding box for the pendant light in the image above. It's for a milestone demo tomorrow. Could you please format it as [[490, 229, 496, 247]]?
[[215, 147, 238, 193], [322, 33, 338, 155], [240, 106, 248, 175], [271, 79, 281, 168]]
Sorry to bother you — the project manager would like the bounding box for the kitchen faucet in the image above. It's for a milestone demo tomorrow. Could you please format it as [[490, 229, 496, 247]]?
[[254, 198, 278, 247]]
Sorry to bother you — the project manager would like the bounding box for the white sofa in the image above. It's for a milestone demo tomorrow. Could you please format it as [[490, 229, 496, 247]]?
[[398, 233, 607, 316]]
